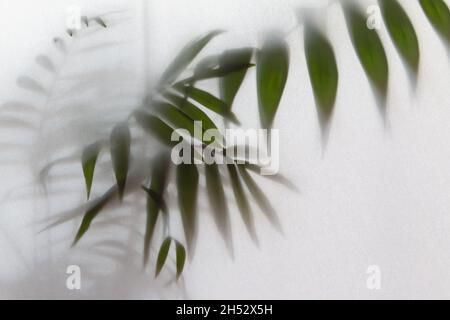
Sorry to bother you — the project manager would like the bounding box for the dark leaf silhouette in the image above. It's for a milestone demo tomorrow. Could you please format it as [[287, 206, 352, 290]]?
[[257, 34, 289, 129], [419, 0, 450, 45], [237, 165, 281, 231], [110, 123, 131, 200], [174, 84, 240, 124], [380, 0, 420, 77], [73, 186, 117, 246], [153, 101, 197, 138], [219, 48, 254, 109], [134, 111, 177, 147], [144, 153, 171, 266], [176, 164, 199, 255], [343, 3, 389, 113], [205, 163, 233, 253], [155, 237, 172, 277], [159, 30, 223, 86], [163, 92, 219, 133], [304, 22, 338, 135], [82, 142, 102, 199], [227, 164, 257, 242], [175, 240, 186, 279]]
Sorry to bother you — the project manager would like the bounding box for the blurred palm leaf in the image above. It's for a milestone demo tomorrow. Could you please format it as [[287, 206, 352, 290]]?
[[380, 0, 420, 78], [110, 123, 131, 200], [82, 142, 102, 199], [219, 48, 254, 109], [304, 22, 338, 136], [177, 164, 199, 256], [143, 153, 171, 266], [343, 2, 389, 114], [257, 34, 289, 129], [159, 30, 223, 86], [419, 0, 450, 45]]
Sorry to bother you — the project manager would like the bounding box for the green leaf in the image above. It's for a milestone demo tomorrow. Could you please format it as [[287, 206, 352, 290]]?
[[180, 59, 254, 83], [205, 163, 232, 252], [163, 92, 219, 133], [380, 0, 420, 76], [134, 111, 177, 147], [257, 34, 289, 129], [173, 84, 240, 124], [110, 123, 131, 200], [304, 23, 339, 133], [81, 142, 101, 199], [142, 186, 168, 214], [176, 164, 199, 255], [159, 30, 223, 86], [175, 240, 186, 279], [144, 153, 171, 266], [343, 3, 389, 112], [155, 237, 172, 277], [227, 164, 257, 242], [419, 0, 450, 45], [237, 165, 281, 230], [72, 187, 116, 246], [219, 48, 254, 109], [153, 101, 197, 137]]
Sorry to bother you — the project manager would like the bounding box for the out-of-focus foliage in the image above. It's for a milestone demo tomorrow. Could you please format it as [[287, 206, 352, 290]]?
[[2, 0, 449, 284]]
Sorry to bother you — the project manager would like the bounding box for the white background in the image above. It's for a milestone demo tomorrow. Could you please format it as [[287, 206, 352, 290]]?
[[0, 0, 449, 299]]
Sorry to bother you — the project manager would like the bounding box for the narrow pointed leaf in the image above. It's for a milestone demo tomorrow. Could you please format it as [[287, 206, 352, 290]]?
[[110, 123, 131, 200], [181, 63, 254, 84], [135, 111, 177, 147], [174, 84, 240, 124], [159, 30, 223, 86], [144, 153, 171, 266], [237, 165, 281, 230], [82, 142, 101, 199], [73, 186, 116, 246], [142, 186, 168, 214], [155, 237, 172, 277], [177, 164, 199, 255], [163, 92, 219, 132], [257, 35, 289, 129], [205, 163, 232, 251], [380, 0, 420, 76], [153, 102, 197, 138], [220, 48, 253, 109], [227, 164, 257, 242], [175, 241, 186, 279], [419, 0, 450, 45], [343, 3, 389, 110], [304, 24, 338, 132]]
